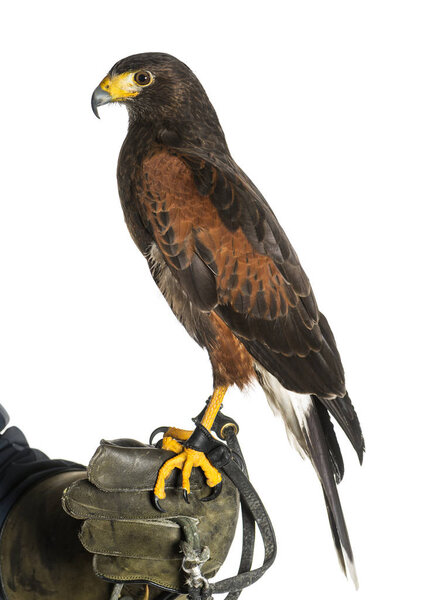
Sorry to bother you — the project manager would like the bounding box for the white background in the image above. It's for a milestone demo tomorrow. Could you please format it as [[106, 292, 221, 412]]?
[[0, 1, 428, 598]]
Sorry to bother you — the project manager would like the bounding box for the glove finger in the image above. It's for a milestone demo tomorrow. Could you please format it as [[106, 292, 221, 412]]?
[[81, 512, 237, 587], [93, 554, 184, 592], [93, 554, 220, 592], [89, 442, 173, 491], [63, 478, 208, 521], [79, 518, 187, 559], [88, 441, 205, 492]]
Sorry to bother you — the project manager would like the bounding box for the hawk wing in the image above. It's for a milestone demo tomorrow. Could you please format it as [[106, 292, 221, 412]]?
[[137, 148, 362, 458]]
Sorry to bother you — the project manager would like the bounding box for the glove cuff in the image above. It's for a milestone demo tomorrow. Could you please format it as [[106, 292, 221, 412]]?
[[0, 471, 111, 600]]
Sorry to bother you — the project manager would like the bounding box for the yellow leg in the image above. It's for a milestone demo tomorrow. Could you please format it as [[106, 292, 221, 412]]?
[[154, 386, 228, 500], [201, 386, 228, 430]]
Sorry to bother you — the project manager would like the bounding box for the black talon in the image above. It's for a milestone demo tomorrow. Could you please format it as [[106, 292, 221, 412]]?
[[183, 489, 190, 504], [152, 493, 166, 513], [149, 426, 169, 446], [201, 481, 223, 502]]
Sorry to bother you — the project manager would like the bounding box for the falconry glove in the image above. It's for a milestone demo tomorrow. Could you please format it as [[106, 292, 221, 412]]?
[[63, 413, 277, 600], [62, 437, 240, 597]]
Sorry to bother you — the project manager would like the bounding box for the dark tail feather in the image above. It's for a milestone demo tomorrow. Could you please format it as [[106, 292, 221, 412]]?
[[313, 398, 344, 483], [323, 491, 346, 576], [316, 392, 365, 464], [303, 400, 359, 588], [255, 364, 359, 585]]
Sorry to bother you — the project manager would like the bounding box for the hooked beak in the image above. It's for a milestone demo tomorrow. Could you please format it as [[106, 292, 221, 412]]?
[[91, 85, 112, 118]]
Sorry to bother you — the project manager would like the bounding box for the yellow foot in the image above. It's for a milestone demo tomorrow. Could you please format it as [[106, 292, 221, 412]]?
[[154, 442, 222, 501]]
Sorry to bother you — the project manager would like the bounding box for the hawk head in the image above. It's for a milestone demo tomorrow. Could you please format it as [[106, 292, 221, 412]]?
[[91, 52, 220, 132]]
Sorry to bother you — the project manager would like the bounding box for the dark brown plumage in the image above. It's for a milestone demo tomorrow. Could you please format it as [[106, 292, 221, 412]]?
[[92, 52, 364, 586]]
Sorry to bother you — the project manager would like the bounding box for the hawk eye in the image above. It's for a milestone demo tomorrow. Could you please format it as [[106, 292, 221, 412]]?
[[134, 70, 153, 87]]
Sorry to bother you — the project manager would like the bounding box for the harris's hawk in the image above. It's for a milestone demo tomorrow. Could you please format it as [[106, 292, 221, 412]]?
[[91, 53, 364, 586]]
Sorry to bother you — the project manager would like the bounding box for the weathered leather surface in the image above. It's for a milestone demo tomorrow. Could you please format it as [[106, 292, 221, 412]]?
[[0, 471, 111, 600], [87, 441, 204, 492], [63, 440, 239, 594]]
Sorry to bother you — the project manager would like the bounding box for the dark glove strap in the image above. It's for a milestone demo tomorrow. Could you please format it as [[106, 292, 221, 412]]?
[[217, 427, 255, 600], [185, 423, 233, 468], [187, 412, 276, 599], [213, 458, 276, 596]]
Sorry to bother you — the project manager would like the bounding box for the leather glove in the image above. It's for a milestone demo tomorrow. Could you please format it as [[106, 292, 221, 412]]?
[[62, 439, 239, 598]]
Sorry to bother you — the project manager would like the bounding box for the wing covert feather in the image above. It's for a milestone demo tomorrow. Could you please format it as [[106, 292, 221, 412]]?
[[137, 149, 346, 397]]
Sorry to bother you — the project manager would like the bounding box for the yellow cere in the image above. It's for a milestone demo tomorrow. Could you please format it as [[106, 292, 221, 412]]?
[[100, 72, 141, 100]]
